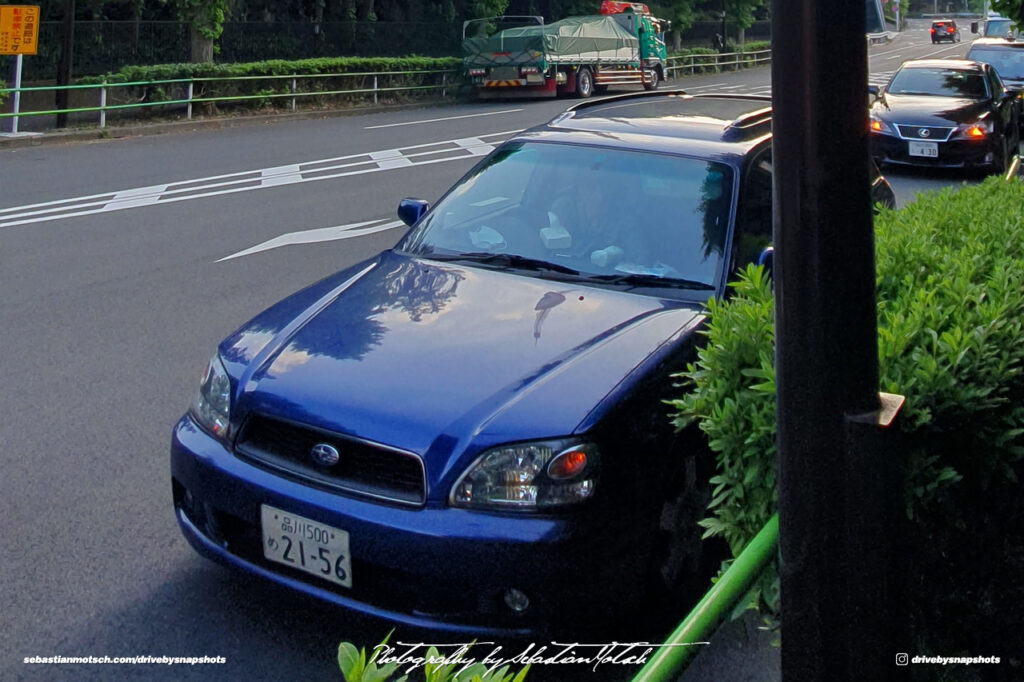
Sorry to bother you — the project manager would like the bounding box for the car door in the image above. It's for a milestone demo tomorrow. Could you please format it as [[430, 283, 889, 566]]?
[[987, 66, 1018, 142], [731, 145, 773, 274]]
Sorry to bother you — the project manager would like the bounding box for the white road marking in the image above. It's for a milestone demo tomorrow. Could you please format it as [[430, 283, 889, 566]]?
[[364, 108, 523, 129], [0, 131, 520, 229], [370, 149, 414, 169], [217, 218, 405, 262], [260, 165, 303, 187], [104, 185, 169, 209], [680, 82, 728, 90], [454, 137, 495, 156]]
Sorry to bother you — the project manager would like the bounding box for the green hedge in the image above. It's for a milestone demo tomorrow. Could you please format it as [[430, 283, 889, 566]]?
[[669, 177, 1024, 669], [78, 56, 462, 84], [668, 42, 771, 76]]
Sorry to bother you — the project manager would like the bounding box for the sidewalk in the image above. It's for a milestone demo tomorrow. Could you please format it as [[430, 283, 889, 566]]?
[[677, 611, 780, 682]]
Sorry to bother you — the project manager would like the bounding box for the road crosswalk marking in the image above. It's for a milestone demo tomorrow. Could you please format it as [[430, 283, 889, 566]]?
[[0, 131, 519, 229]]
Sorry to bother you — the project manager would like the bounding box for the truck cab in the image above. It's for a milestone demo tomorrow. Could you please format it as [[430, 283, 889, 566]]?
[[602, 1, 669, 66], [971, 15, 1022, 40]]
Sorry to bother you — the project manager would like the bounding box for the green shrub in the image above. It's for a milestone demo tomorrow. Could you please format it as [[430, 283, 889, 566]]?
[[77, 57, 464, 115], [79, 56, 462, 85], [668, 177, 1024, 667], [667, 43, 770, 77]]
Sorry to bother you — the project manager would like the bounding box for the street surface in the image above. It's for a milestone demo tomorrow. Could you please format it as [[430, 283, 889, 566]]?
[[0, 19, 1002, 681]]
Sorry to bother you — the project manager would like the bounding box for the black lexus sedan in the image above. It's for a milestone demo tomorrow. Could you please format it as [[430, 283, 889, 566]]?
[[869, 59, 1021, 174]]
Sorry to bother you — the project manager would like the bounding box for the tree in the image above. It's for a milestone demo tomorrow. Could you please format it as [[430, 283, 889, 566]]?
[[990, 0, 1024, 24], [166, 0, 230, 62]]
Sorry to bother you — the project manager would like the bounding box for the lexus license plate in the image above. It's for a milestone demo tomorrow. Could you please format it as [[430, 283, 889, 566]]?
[[909, 141, 938, 158], [261, 504, 352, 588]]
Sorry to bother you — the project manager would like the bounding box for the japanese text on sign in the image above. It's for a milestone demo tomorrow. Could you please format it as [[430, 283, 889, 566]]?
[[0, 5, 40, 56]]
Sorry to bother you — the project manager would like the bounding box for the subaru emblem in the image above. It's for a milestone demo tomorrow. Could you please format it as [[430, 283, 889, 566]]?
[[310, 443, 340, 467], [918, 128, 931, 138]]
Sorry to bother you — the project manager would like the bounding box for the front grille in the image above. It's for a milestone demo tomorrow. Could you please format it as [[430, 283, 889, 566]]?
[[234, 415, 425, 505], [896, 125, 955, 141]]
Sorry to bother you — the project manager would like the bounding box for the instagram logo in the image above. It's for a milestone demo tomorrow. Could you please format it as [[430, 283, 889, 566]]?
[[896, 653, 909, 666]]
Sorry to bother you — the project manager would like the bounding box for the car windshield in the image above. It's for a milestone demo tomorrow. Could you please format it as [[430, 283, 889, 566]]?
[[398, 141, 733, 292], [983, 18, 1017, 38], [968, 47, 1024, 80], [887, 67, 989, 98]]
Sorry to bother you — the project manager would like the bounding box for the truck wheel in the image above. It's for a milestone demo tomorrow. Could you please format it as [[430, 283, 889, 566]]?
[[575, 67, 594, 98], [644, 68, 660, 91]]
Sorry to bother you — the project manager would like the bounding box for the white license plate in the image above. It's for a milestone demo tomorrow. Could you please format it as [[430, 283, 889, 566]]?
[[490, 66, 519, 80], [260, 504, 352, 588], [909, 141, 938, 158]]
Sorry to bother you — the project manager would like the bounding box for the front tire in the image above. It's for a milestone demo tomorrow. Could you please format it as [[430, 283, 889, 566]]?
[[575, 67, 594, 98], [991, 137, 1009, 176], [645, 445, 728, 619], [643, 67, 660, 91]]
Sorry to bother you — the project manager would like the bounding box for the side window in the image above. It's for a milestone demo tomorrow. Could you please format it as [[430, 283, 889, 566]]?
[[733, 147, 773, 270], [987, 68, 1003, 98]]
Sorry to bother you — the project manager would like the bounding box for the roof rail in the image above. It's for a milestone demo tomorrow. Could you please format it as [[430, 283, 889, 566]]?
[[563, 88, 691, 113]]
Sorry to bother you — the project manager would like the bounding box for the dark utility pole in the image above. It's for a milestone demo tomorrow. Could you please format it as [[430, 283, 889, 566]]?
[[771, 0, 904, 679], [56, 0, 75, 128]]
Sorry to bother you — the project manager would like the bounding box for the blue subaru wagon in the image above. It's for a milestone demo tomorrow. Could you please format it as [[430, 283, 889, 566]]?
[[171, 91, 895, 635]]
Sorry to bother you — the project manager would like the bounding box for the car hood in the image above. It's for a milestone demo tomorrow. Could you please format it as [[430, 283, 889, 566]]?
[[872, 94, 991, 125], [1003, 78, 1024, 93], [221, 250, 702, 471]]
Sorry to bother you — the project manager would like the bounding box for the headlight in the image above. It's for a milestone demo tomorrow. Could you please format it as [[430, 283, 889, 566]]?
[[956, 119, 993, 139], [869, 117, 894, 134], [450, 440, 598, 511], [190, 354, 232, 440]]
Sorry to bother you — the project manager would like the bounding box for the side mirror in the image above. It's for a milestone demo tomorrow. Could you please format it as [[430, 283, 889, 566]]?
[[398, 198, 430, 227], [757, 246, 775, 282], [971, 21, 979, 33], [867, 85, 879, 99]]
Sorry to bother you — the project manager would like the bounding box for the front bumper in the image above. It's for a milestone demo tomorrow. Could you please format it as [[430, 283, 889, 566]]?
[[170, 416, 652, 636], [870, 131, 1001, 169]]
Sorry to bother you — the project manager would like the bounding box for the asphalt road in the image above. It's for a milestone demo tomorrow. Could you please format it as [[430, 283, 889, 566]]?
[[0, 21, 1000, 682]]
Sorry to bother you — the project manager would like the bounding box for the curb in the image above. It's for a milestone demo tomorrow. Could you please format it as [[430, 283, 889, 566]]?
[[0, 98, 462, 151]]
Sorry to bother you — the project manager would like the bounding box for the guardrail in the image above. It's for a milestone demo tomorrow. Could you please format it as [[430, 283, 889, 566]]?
[[0, 68, 459, 132], [631, 513, 780, 682], [665, 49, 771, 79], [1, 53, 771, 133]]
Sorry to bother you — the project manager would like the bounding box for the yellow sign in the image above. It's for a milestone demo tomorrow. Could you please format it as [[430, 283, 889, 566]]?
[[0, 5, 40, 56]]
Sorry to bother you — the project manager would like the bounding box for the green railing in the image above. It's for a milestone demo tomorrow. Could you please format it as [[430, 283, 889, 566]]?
[[0, 68, 460, 130], [631, 513, 780, 682], [665, 49, 771, 78]]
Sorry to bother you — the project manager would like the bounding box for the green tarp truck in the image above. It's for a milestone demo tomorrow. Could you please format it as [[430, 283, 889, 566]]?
[[463, 2, 669, 98]]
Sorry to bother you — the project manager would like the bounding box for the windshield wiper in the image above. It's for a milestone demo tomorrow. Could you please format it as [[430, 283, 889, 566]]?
[[424, 252, 582, 275], [573, 272, 715, 290]]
